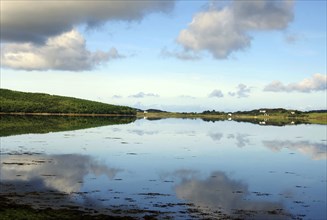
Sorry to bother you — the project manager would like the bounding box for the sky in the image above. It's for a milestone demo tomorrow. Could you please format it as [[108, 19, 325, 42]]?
[[0, 0, 326, 112]]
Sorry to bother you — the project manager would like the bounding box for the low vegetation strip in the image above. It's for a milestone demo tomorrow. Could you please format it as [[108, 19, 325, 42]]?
[[0, 89, 136, 115]]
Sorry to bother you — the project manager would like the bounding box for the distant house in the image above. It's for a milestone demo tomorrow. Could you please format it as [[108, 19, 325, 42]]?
[[228, 113, 232, 117], [259, 110, 269, 116], [290, 111, 295, 115], [144, 111, 148, 114]]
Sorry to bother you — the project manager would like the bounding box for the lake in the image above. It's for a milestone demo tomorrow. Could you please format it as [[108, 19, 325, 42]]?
[[0, 116, 326, 219]]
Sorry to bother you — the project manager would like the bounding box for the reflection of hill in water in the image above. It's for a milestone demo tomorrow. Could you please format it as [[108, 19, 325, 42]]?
[[0, 115, 136, 137]]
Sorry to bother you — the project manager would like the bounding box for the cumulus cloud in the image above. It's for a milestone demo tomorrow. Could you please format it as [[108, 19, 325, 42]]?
[[176, 0, 294, 59], [229, 84, 252, 98], [264, 74, 327, 93], [284, 32, 301, 44], [179, 95, 196, 99], [1, 1, 174, 44], [263, 140, 327, 160], [228, 92, 236, 97], [208, 89, 224, 98], [112, 95, 123, 99], [0, 1, 174, 71], [160, 47, 200, 60], [1, 29, 123, 71], [129, 92, 160, 98]]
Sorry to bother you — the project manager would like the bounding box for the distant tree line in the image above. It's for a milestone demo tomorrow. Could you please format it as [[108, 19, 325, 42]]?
[[201, 110, 225, 115]]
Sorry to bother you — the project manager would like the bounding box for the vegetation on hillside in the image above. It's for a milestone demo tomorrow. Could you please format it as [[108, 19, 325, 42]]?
[[0, 89, 136, 115]]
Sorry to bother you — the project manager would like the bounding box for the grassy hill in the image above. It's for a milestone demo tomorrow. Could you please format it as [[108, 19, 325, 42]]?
[[0, 89, 136, 115]]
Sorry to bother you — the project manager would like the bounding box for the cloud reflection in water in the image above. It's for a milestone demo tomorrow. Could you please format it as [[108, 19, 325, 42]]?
[[174, 170, 292, 219], [0, 154, 122, 194], [263, 140, 327, 160]]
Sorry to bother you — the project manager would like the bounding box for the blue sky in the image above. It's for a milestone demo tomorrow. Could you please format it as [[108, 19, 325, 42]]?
[[1, 0, 326, 112]]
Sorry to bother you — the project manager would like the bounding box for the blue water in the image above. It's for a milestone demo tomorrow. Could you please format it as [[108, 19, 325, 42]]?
[[1, 118, 326, 219]]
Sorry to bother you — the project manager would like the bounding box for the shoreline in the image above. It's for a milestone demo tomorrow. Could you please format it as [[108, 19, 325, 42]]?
[[0, 112, 326, 125]]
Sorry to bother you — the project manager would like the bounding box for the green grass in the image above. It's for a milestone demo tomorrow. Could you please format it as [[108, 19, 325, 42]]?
[[0, 89, 136, 115], [306, 112, 327, 124]]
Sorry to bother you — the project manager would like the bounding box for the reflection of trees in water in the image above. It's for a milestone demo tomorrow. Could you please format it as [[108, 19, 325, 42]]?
[[174, 170, 292, 219], [263, 140, 327, 160]]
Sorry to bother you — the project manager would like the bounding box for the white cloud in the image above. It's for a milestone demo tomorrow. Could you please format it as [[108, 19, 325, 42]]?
[[1, 1, 174, 44], [177, 0, 294, 59], [128, 92, 160, 98], [112, 95, 123, 99], [179, 95, 196, 99], [1, 29, 123, 71], [160, 47, 200, 60], [284, 32, 302, 44], [228, 92, 236, 97], [0, 1, 174, 71], [264, 74, 327, 93], [229, 84, 252, 98], [208, 89, 224, 98]]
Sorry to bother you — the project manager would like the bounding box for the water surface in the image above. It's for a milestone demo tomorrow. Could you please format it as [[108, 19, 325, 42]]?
[[1, 117, 326, 219]]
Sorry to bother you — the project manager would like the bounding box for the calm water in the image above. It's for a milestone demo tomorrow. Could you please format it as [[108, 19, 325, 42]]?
[[1, 117, 326, 219]]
